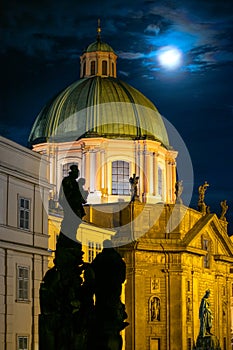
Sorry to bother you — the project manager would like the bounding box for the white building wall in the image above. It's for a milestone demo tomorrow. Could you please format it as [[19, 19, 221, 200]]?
[[0, 137, 50, 350]]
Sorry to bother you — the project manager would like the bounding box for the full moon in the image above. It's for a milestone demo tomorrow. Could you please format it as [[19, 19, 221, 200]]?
[[158, 47, 182, 69]]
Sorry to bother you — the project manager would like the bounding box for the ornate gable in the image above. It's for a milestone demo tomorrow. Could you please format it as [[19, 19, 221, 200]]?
[[182, 213, 233, 261]]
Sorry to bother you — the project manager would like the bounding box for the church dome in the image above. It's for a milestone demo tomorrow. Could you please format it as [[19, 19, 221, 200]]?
[[28, 76, 169, 147], [85, 40, 115, 53]]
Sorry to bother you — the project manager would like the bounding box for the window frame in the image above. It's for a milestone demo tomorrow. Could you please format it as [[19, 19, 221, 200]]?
[[16, 265, 30, 302], [17, 335, 29, 350], [88, 241, 95, 263], [202, 236, 211, 268], [111, 160, 130, 195], [90, 60, 96, 75], [102, 60, 107, 75], [18, 196, 30, 230], [62, 162, 79, 178]]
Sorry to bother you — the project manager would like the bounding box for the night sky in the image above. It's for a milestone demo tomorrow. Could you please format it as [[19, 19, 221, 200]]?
[[1, 0, 233, 233]]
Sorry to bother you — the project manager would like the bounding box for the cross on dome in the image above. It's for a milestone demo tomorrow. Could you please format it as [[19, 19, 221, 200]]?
[[97, 18, 101, 41]]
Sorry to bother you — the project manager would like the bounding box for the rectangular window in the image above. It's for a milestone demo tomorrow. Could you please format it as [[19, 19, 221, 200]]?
[[202, 238, 210, 268], [17, 336, 28, 350], [150, 338, 160, 350], [88, 241, 95, 263], [91, 61, 96, 75], [187, 280, 191, 292], [102, 60, 107, 75], [18, 197, 30, 230], [112, 161, 129, 195], [96, 243, 102, 255], [187, 338, 192, 350], [17, 266, 29, 301]]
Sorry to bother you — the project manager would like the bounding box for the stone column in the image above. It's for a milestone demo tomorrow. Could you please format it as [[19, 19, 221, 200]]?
[[95, 150, 101, 192], [89, 150, 95, 193], [153, 152, 158, 196], [85, 151, 90, 191], [171, 160, 176, 203], [139, 147, 144, 201]]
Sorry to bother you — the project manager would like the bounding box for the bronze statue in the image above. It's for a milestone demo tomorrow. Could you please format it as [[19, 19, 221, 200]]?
[[220, 200, 228, 221], [195, 289, 221, 349], [175, 180, 183, 204], [199, 290, 213, 337], [129, 173, 139, 202]]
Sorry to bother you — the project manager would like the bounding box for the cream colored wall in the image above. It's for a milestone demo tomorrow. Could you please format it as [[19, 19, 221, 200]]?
[[0, 136, 50, 350], [33, 137, 177, 206]]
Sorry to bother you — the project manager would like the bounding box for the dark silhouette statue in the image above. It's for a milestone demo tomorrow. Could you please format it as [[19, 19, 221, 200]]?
[[194, 290, 221, 350], [129, 173, 139, 202], [59, 164, 87, 240], [39, 235, 95, 350], [39, 167, 128, 350], [89, 240, 128, 350]]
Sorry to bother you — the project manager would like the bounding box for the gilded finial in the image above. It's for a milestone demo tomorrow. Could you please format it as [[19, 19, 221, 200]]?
[[97, 18, 101, 41]]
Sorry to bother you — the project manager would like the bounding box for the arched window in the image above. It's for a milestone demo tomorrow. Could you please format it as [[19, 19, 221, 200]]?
[[112, 62, 114, 76], [90, 61, 96, 75], [158, 166, 163, 196], [62, 162, 79, 178], [102, 60, 107, 75], [112, 161, 129, 195]]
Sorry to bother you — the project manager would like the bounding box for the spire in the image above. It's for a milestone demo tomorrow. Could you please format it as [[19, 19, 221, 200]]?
[[97, 18, 101, 42]]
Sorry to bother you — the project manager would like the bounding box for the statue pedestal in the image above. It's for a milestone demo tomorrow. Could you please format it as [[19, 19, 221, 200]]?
[[195, 335, 221, 350]]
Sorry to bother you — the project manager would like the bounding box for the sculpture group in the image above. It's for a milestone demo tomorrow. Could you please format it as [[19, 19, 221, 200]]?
[[39, 165, 128, 350]]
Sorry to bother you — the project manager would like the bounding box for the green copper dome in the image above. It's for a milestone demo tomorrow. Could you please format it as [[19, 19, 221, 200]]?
[[85, 40, 115, 53], [28, 76, 169, 147]]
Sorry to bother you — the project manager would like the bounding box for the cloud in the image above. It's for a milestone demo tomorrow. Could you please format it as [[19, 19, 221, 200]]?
[[144, 24, 160, 35], [118, 70, 130, 77], [118, 51, 145, 60]]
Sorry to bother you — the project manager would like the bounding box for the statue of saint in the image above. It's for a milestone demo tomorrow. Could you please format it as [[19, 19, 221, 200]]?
[[150, 296, 160, 321], [220, 200, 228, 221], [175, 180, 183, 204], [199, 290, 213, 337], [129, 174, 139, 202], [59, 165, 86, 237], [198, 181, 209, 214], [198, 181, 209, 204]]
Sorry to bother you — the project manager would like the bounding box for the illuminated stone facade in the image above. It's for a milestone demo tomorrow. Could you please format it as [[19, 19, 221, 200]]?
[[119, 205, 233, 350]]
